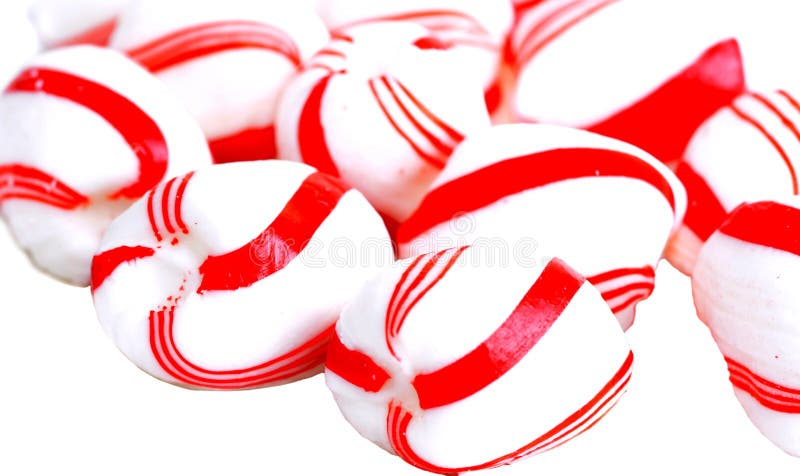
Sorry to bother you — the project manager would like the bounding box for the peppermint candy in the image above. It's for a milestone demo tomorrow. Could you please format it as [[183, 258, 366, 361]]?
[[92, 161, 393, 390], [110, 0, 329, 164], [326, 245, 632, 473], [398, 124, 686, 329], [693, 199, 800, 456], [276, 21, 491, 223], [0, 45, 211, 285]]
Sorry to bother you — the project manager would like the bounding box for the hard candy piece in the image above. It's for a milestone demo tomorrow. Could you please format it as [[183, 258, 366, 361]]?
[[326, 245, 632, 473], [315, 0, 514, 114], [692, 199, 800, 456], [509, 0, 745, 164], [398, 124, 686, 330], [92, 161, 394, 390], [667, 89, 800, 275], [276, 21, 491, 223], [109, 0, 329, 164], [29, 0, 130, 48], [0, 45, 211, 286]]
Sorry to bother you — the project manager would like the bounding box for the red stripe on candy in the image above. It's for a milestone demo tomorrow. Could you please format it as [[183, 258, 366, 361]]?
[[345, 10, 488, 36], [382, 77, 454, 157], [385, 255, 427, 356], [326, 331, 392, 393], [778, 90, 800, 114], [5, 68, 168, 199], [729, 96, 799, 194], [297, 75, 341, 176], [598, 281, 653, 301], [0, 164, 89, 209], [173, 172, 193, 235], [146, 187, 163, 242], [369, 79, 443, 168], [91, 246, 155, 293], [369, 76, 461, 169], [718, 201, 800, 258], [127, 20, 301, 73], [675, 162, 727, 242], [209, 123, 277, 163], [149, 306, 333, 389], [196, 171, 349, 292], [587, 266, 654, 285], [393, 79, 464, 144], [412, 258, 584, 410], [55, 18, 118, 48], [609, 292, 650, 315], [160, 177, 176, 235], [587, 266, 655, 316], [398, 147, 675, 243], [515, 0, 617, 68], [385, 247, 467, 359], [145, 171, 194, 242], [484, 79, 503, 115], [589, 39, 745, 164], [726, 357, 800, 413], [388, 351, 633, 473]]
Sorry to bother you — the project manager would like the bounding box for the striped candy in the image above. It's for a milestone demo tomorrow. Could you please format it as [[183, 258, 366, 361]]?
[[692, 199, 800, 456], [29, 0, 130, 48], [315, 0, 514, 114], [276, 21, 491, 223], [326, 245, 632, 473], [398, 124, 686, 330], [509, 0, 745, 165], [0, 45, 210, 286], [92, 161, 394, 390], [109, 0, 329, 164], [667, 89, 800, 275]]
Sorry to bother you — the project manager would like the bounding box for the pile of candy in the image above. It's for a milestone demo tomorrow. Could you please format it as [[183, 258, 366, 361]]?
[[2, 0, 800, 473]]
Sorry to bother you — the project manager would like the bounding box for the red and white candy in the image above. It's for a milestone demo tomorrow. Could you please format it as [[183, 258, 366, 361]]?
[[398, 124, 686, 330], [693, 199, 800, 456], [276, 21, 491, 223], [315, 0, 514, 114], [109, 0, 329, 164], [326, 245, 632, 473], [668, 88, 800, 275], [92, 161, 394, 390], [509, 0, 746, 164], [0, 45, 211, 286], [29, 0, 129, 48]]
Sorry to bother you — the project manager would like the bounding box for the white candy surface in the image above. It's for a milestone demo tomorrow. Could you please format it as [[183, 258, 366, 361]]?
[[667, 88, 800, 275], [693, 198, 800, 456], [0, 3, 39, 86], [0, 45, 211, 286], [316, 0, 514, 112], [398, 124, 686, 330], [92, 161, 394, 390], [109, 0, 329, 164], [276, 21, 491, 223], [326, 245, 632, 473], [509, 0, 745, 164], [29, 0, 130, 47]]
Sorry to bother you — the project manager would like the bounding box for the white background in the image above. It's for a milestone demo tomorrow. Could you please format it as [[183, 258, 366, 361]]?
[[2, 1, 800, 475]]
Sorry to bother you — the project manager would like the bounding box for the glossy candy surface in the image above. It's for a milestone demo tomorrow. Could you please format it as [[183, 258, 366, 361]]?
[[276, 21, 491, 224], [398, 124, 686, 330], [326, 245, 632, 473], [110, 0, 329, 164], [92, 161, 394, 390], [0, 45, 211, 285], [668, 88, 800, 275], [509, 0, 745, 165], [693, 198, 800, 456]]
